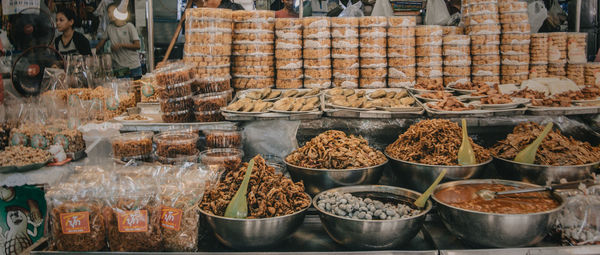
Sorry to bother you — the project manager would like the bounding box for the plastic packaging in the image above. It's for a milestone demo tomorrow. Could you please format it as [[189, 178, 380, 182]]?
[[304, 38, 331, 48], [443, 45, 470, 56], [155, 64, 195, 86], [304, 79, 332, 89], [360, 67, 387, 78], [111, 131, 153, 161], [303, 27, 331, 39], [276, 48, 302, 59], [332, 38, 360, 48], [194, 110, 224, 122], [444, 55, 471, 66], [529, 64, 548, 78], [388, 66, 416, 78], [232, 10, 275, 22], [500, 12, 529, 23], [360, 57, 387, 68], [388, 16, 416, 27], [471, 44, 499, 55], [332, 48, 359, 58], [276, 39, 302, 49], [232, 66, 275, 77], [472, 54, 500, 65], [417, 66, 443, 77], [156, 149, 200, 164], [154, 131, 199, 158], [387, 47, 416, 58], [388, 37, 415, 47], [501, 64, 529, 76], [499, 1, 528, 13], [417, 56, 443, 66], [276, 59, 302, 69], [156, 80, 193, 99], [333, 68, 360, 79], [275, 18, 302, 29], [567, 33, 587, 64], [199, 148, 244, 173], [304, 48, 331, 59], [276, 79, 303, 89], [159, 95, 193, 112], [304, 68, 332, 79], [443, 35, 470, 45], [464, 3, 498, 15], [193, 76, 231, 94], [415, 25, 443, 36], [501, 44, 529, 55], [500, 74, 529, 85], [416, 36, 443, 46], [471, 34, 500, 45], [304, 58, 331, 68], [389, 57, 416, 67], [193, 91, 229, 111], [360, 47, 387, 58], [416, 46, 442, 56], [472, 64, 500, 76], [360, 37, 387, 48], [464, 14, 499, 26], [333, 58, 359, 69], [471, 75, 500, 86], [232, 77, 274, 89], [467, 24, 501, 35], [359, 78, 387, 88], [359, 16, 388, 27], [443, 66, 470, 76], [332, 78, 359, 88], [502, 54, 530, 65], [303, 17, 331, 28], [276, 69, 303, 79], [331, 27, 359, 38], [501, 33, 531, 45], [388, 77, 416, 88], [501, 23, 531, 34], [387, 27, 415, 37], [444, 76, 471, 87], [359, 27, 387, 38]]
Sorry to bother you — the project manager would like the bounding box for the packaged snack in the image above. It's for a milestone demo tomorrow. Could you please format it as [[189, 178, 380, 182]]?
[[159, 95, 193, 112], [464, 14, 499, 26], [232, 77, 275, 89], [304, 58, 331, 68], [415, 25, 443, 36], [304, 68, 332, 79], [359, 16, 387, 27], [567, 33, 587, 64], [111, 131, 153, 161], [500, 74, 529, 85], [444, 55, 472, 66], [275, 18, 302, 29], [156, 80, 194, 99], [388, 77, 416, 88], [304, 78, 332, 89], [276, 48, 302, 59], [359, 78, 387, 88], [498, 1, 528, 13], [501, 33, 531, 45], [303, 27, 331, 39], [304, 48, 331, 59], [333, 69, 359, 79], [162, 110, 193, 123], [444, 76, 471, 87], [417, 56, 443, 66], [333, 58, 359, 69], [417, 66, 443, 77], [276, 69, 303, 79], [529, 64, 548, 78], [387, 47, 416, 58], [388, 56, 416, 67], [276, 38, 302, 49], [193, 91, 229, 111], [464, 3, 498, 15], [501, 23, 530, 34], [360, 37, 387, 48], [195, 110, 224, 122], [359, 27, 387, 38], [443, 66, 470, 76], [331, 17, 359, 27], [360, 47, 387, 58], [567, 63, 585, 85], [388, 66, 416, 78], [388, 16, 416, 27], [416, 76, 444, 88], [193, 76, 231, 94], [500, 13, 529, 24], [443, 26, 464, 35], [416, 36, 443, 46], [332, 48, 359, 58], [472, 54, 500, 65], [467, 24, 501, 35], [472, 64, 500, 76], [443, 35, 470, 45], [154, 131, 199, 158], [360, 67, 387, 78], [276, 79, 303, 89], [232, 10, 275, 23], [502, 54, 530, 65], [443, 45, 470, 56], [416, 46, 442, 57], [388, 37, 415, 47], [331, 27, 359, 38], [199, 148, 244, 172], [387, 27, 415, 37], [332, 78, 359, 88], [470, 34, 500, 45], [360, 57, 387, 68], [501, 64, 529, 76], [471, 44, 499, 55], [303, 16, 331, 28], [332, 38, 359, 48], [471, 75, 500, 86]]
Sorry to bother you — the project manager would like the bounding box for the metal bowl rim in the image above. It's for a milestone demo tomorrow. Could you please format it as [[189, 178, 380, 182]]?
[[492, 156, 600, 168], [431, 179, 566, 216], [385, 151, 493, 168], [312, 185, 432, 222], [283, 158, 389, 172], [198, 193, 312, 221]]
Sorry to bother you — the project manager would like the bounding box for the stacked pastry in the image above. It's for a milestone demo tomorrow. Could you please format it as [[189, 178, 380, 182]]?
[[499, 1, 530, 85], [464, 0, 501, 86], [275, 18, 303, 89], [529, 33, 548, 78], [359, 16, 388, 88], [585, 62, 600, 87], [566, 33, 587, 85], [415, 25, 443, 89], [443, 35, 471, 87], [303, 17, 332, 89], [387, 16, 416, 88], [548, 32, 567, 77], [331, 17, 359, 88], [232, 11, 275, 89], [183, 8, 232, 83]]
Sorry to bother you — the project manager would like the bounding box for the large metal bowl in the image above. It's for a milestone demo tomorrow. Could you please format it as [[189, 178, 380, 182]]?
[[285, 160, 388, 196], [385, 152, 492, 193], [432, 179, 566, 248], [493, 156, 599, 185], [199, 195, 311, 249], [313, 185, 432, 249]]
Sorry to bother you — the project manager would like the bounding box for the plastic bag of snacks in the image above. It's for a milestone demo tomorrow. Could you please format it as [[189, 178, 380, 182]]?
[[160, 164, 219, 251], [555, 185, 600, 245], [105, 175, 163, 251]]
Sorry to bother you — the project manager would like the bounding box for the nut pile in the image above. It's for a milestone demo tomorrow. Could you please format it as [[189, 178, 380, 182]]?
[[317, 192, 421, 220], [286, 130, 387, 169], [0, 146, 53, 166]]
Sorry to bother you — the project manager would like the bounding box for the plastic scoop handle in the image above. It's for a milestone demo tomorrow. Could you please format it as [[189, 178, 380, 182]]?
[[457, 119, 477, 166], [414, 169, 447, 208], [514, 122, 553, 164], [224, 159, 254, 218]]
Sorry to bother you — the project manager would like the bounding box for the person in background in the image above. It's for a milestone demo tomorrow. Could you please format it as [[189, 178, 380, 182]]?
[[276, 0, 298, 18], [95, 3, 142, 79], [53, 8, 91, 56], [194, 0, 244, 10]]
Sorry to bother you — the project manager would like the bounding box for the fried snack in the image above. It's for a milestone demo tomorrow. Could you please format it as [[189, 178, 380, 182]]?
[[160, 185, 203, 251], [471, 84, 501, 96], [510, 88, 547, 100], [104, 199, 162, 251], [419, 91, 453, 100], [491, 122, 600, 165], [286, 130, 387, 169], [531, 96, 572, 107], [111, 132, 153, 159], [201, 155, 311, 218], [0, 146, 52, 166], [426, 97, 475, 111], [415, 80, 444, 91], [480, 94, 513, 104], [386, 119, 491, 165], [50, 202, 106, 251]]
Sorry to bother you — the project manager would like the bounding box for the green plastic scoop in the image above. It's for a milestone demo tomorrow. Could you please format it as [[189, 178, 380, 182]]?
[[514, 122, 553, 164], [414, 169, 447, 208], [224, 159, 254, 218], [457, 119, 477, 166]]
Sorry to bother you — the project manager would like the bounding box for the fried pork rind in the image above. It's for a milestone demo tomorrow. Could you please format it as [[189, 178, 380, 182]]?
[[285, 130, 387, 169], [490, 122, 600, 166], [510, 88, 547, 100], [427, 97, 475, 111], [386, 119, 491, 165], [201, 155, 310, 218]]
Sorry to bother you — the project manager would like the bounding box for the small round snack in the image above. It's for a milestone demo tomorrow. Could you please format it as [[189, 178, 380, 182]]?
[[471, 75, 500, 86], [416, 45, 442, 56], [304, 58, 331, 68], [232, 66, 275, 77], [276, 38, 302, 49], [185, 32, 233, 44], [232, 77, 275, 89], [232, 55, 274, 66], [416, 65, 443, 77], [443, 26, 464, 35], [196, 66, 231, 78], [472, 64, 500, 76], [388, 57, 416, 67], [184, 43, 232, 56], [548, 64, 566, 77], [501, 23, 531, 34], [502, 54, 529, 65], [331, 27, 359, 38], [387, 27, 415, 37], [233, 32, 274, 42], [471, 44, 499, 55], [464, 3, 498, 15], [501, 64, 529, 76], [444, 76, 471, 87], [161, 110, 193, 123], [388, 16, 416, 27], [331, 17, 359, 27], [332, 38, 360, 48], [567, 32, 587, 64], [443, 66, 470, 76], [388, 37, 415, 47], [359, 78, 386, 88], [360, 57, 387, 68], [463, 14, 499, 26], [360, 47, 387, 58], [417, 56, 443, 66], [415, 25, 443, 36], [332, 78, 359, 88], [332, 48, 359, 58], [443, 45, 470, 56], [359, 27, 387, 38], [232, 44, 274, 55], [443, 35, 470, 45], [333, 68, 360, 79], [360, 37, 387, 48], [444, 55, 471, 66], [416, 76, 443, 88], [387, 47, 416, 58], [388, 66, 416, 78], [192, 90, 229, 112], [186, 8, 232, 20], [332, 58, 359, 69], [276, 78, 303, 89], [500, 44, 529, 55], [276, 69, 303, 79], [276, 58, 302, 69], [470, 34, 500, 45], [304, 38, 332, 48], [567, 63, 585, 85], [232, 10, 275, 22], [529, 64, 548, 78], [276, 48, 302, 59], [303, 27, 331, 39], [360, 67, 387, 78], [531, 33, 549, 46], [467, 24, 501, 35], [304, 48, 331, 59], [388, 77, 416, 88], [359, 16, 387, 27], [500, 13, 529, 24], [275, 18, 302, 29], [303, 16, 331, 28], [304, 78, 332, 89], [233, 21, 275, 31], [416, 36, 443, 46], [472, 54, 500, 65], [499, 1, 528, 13], [276, 29, 302, 39], [304, 68, 332, 79], [500, 74, 529, 85], [159, 95, 193, 112]]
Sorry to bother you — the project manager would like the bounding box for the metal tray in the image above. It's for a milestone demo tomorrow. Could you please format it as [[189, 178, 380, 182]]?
[[0, 160, 50, 174], [526, 105, 600, 115], [222, 89, 324, 121], [323, 88, 424, 118]]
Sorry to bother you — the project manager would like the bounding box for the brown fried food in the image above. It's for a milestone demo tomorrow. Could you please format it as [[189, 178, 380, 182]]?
[[427, 97, 475, 111], [105, 200, 162, 252], [415, 81, 445, 91], [471, 84, 501, 97], [490, 122, 600, 165], [420, 91, 453, 100], [531, 96, 572, 107], [480, 94, 513, 104], [200, 155, 310, 218], [386, 119, 491, 165], [285, 130, 387, 169], [510, 88, 546, 100], [51, 202, 106, 251]]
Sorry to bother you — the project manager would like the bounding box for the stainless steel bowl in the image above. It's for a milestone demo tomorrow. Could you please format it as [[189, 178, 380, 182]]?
[[432, 179, 566, 248], [313, 185, 431, 249], [493, 156, 599, 185], [385, 152, 492, 193], [284, 160, 388, 196], [199, 195, 311, 249]]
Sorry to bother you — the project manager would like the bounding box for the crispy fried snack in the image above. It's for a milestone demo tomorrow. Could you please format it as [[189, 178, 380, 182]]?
[[285, 130, 387, 169], [51, 202, 106, 251], [386, 119, 491, 165], [427, 97, 475, 111], [510, 88, 546, 100], [201, 155, 310, 218], [104, 199, 163, 252], [420, 91, 453, 100], [490, 122, 600, 165], [480, 94, 513, 104]]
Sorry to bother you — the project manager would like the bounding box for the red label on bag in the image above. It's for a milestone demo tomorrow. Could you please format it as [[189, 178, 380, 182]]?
[[60, 212, 91, 234], [161, 207, 182, 231], [117, 210, 148, 232]]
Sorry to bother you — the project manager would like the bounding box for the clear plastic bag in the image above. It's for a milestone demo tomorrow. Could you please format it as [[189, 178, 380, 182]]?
[[555, 184, 600, 245], [425, 0, 450, 25], [338, 0, 364, 17]]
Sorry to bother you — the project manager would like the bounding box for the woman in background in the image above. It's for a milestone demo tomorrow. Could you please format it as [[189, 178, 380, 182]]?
[[53, 8, 91, 56]]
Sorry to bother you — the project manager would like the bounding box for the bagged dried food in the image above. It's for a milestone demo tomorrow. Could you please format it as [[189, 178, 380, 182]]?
[[386, 119, 491, 165], [201, 155, 310, 218], [555, 185, 600, 245], [111, 131, 154, 161], [154, 130, 199, 158]]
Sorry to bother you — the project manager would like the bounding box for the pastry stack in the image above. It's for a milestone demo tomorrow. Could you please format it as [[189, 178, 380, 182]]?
[[548, 32, 567, 77], [566, 33, 587, 85], [359, 17, 388, 88], [585, 62, 600, 87], [232, 11, 275, 89], [275, 18, 303, 89], [443, 35, 471, 87], [415, 25, 443, 89], [331, 17, 359, 88], [155, 64, 196, 123], [303, 17, 332, 89], [499, 1, 530, 85], [183, 8, 232, 87], [464, 0, 501, 86], [529, 33, 548, 78], [387, 16, 416, 88]]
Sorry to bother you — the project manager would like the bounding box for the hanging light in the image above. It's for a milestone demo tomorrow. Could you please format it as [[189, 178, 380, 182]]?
[[113, 0, 129, 21]]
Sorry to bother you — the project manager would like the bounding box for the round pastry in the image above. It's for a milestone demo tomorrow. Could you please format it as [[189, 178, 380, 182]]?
[[388, 16, 417, 27], [359, 78, 386, 88], [276, 78, 303, 89], [388, 66, 416, 78], [332, 78, 359, 88]]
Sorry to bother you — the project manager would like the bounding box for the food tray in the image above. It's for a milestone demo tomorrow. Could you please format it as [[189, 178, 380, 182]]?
[[222, 89, 324, 121], [418, 100, 494, 118], [323, 88, 424, 119], [236, 88, 322, 101], [0, 160, 51, 173], [526, 105, 600, 115]]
